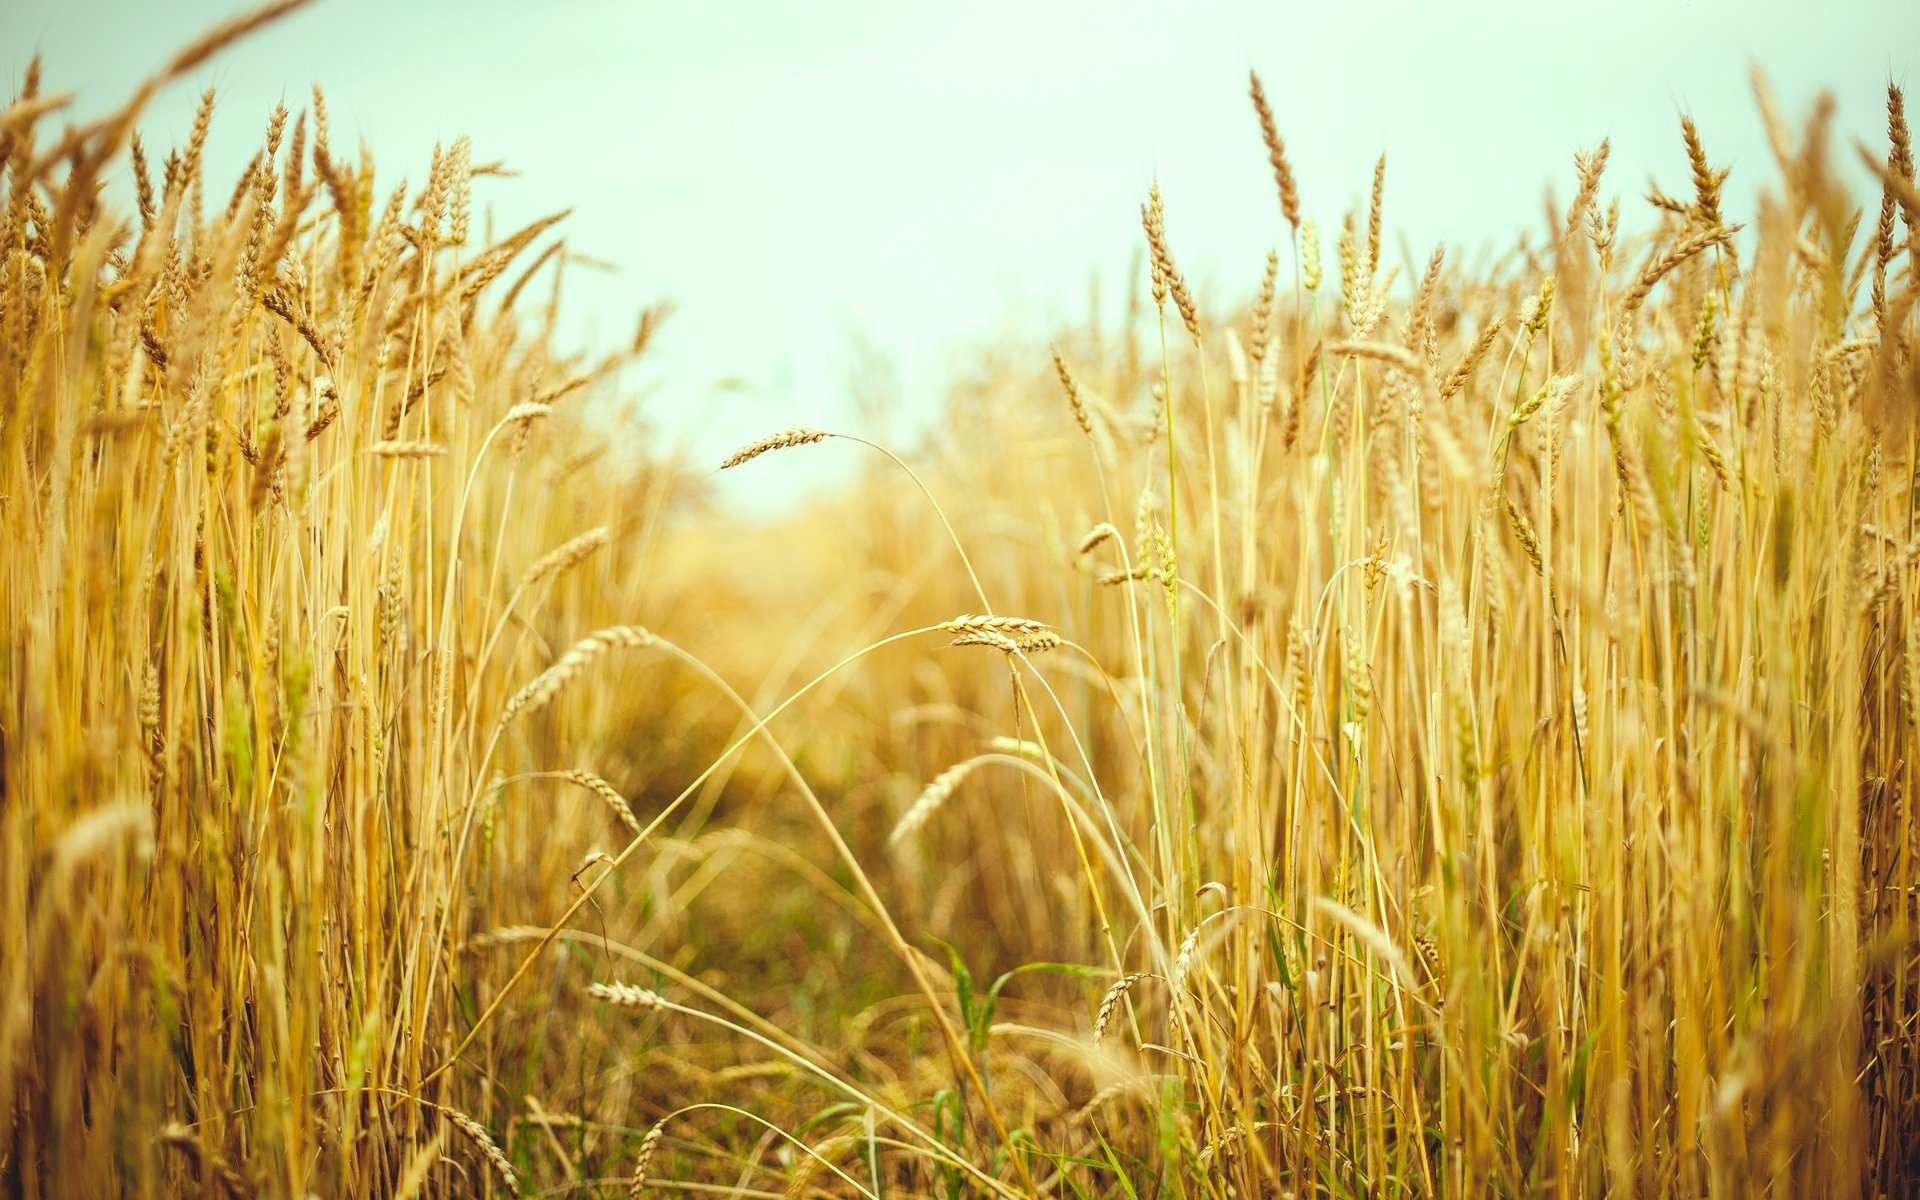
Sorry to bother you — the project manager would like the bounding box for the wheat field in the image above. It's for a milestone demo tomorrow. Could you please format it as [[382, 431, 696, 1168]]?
[[3, 3, 1918, 1197]]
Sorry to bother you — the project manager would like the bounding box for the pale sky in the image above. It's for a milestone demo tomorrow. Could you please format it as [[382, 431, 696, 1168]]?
[[5, 2, 1914, 504]]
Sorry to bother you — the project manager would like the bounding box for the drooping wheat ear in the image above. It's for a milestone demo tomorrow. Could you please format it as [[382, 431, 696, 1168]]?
[[1618, 224, 1743, 327], [950, 629, 1022, 653], [520, 526, 610, 591], [629, 1119, 666, 1198], [1092, 972, 1156, 1047], [1100, 566, 1148, 586], [890, 758, 986, 846], [500, 626, 655, 726], [1078, 523, 1118, 555], [1198, 1122, 1276, 1168], [941, 614, 1049, 636], [1052, 348, 1092, 435], [1246, 71, 1301, 230], [1069, 1076, 1161, 1126], [437, 1105, 517, 1193], [721, 428, 828, 469], [1329, 340, 1425, 375], [590, 980, 669, 1010], [300, 372, 341, 437], [369, 440, 446, 458], [1693, 415, 1733, 488], [1679, 114, 1725, 228], [951, 628, 1061, 655], [1504, 500, 1543, 576], [156, 1122, 249, 1198], [1171, 925, 1204, 992], [559, 768, 641, 835], [502, 401, 552, 426], [985, 736, 1044, 758], [782, 1133, 857, 1200]]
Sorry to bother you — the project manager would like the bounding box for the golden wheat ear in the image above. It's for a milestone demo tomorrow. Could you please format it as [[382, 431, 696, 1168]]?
[[721, 427, 829, 469]]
